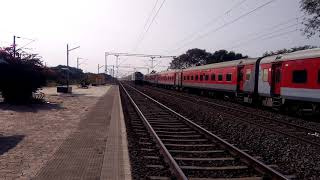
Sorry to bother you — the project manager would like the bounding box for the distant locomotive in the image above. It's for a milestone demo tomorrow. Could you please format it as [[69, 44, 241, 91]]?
[[144, 48, 320, 113], [122, 72, 144, 85]]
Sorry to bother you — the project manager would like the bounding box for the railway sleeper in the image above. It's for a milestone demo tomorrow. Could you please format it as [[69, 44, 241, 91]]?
[[184, 168, 259, 179], [161, 138, 208, 142], [155, 130, 197, 134], [159, 134, 202, 138], [146, 176, 171, 180], [176, 158, 244, 168], [151, 124, 188, 128]]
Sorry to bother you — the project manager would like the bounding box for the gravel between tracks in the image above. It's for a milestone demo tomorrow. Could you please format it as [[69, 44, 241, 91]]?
[[120, 87, 173, 179], [151, 86, 320, 131], [135, 84, 320, 179]]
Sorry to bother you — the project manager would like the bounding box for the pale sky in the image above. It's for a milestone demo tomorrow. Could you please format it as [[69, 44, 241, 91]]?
[[1, 0, 319, 76]]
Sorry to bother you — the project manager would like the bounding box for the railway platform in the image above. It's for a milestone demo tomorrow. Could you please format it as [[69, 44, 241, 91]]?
[[33, 85, 131, 180]]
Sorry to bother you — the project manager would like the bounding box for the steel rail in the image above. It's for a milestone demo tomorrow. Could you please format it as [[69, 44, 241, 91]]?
[[161, 87, 319, 133], [119, 82, 188, 180], [124, 83, 289, 180], [143, 86, 320, 147]]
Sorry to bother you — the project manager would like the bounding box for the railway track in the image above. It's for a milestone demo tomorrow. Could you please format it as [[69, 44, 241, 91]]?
[[137, 84, 320, 148], [120, 82, 289, 179]]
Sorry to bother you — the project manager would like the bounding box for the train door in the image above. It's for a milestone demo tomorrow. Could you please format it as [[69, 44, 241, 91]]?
[[237, 66, 244, 92], [175, 71, 182, 88], [271, 63, 282, 95]]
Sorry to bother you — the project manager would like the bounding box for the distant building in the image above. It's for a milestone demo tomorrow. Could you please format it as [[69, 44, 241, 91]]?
[[87, 73, 106, 86]]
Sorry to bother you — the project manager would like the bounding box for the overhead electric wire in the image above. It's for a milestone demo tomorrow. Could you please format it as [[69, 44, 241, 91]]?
[[260, 29, 298, 41], [142, 0, 160, 32], [170, 0, 249, 49], [228, 21, 302, 49], [133, 0, 166, 52], [167, 0, 276, 54], [223, 15, 304, 49], [133, 0, 159, 52], [121, 0, 165, 68]]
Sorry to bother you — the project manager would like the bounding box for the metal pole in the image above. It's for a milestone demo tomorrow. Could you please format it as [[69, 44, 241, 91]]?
[[67, 44, 69, 88], [113, 65, 115, 78], [113, 65, 115, 83], [105, 53, 108, 74], [150, 57, 155, 71], [77, 57, 79, 69], [98, 64, 99, 74], [116, 55, 119, 78], [13, 36, 16, 58]]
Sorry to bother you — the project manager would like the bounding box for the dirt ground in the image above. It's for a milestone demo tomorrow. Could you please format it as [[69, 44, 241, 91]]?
[[0, 85, 110, 180]]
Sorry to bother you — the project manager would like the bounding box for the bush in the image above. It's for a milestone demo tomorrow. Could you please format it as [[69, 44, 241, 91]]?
[[0, 48, 47, 103]]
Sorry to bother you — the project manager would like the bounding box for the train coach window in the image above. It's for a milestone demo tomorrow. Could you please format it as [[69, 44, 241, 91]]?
[[187, 76, 190, 80], [205, 75, 209, 81], [211, 74, 215, 81], [195, 75, 198, 80], [218, 74, 223, 81], [318, 70, 320, 83], [292, 70, 307, 83], [246, 69, 251, 81], [191, 76, 194, 80], [183, 76, 186, 80], [263, 69, 269, 82], [226, 73, 232, 82]]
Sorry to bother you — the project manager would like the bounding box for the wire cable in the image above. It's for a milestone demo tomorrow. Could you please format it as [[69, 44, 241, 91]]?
[[170, 0, 249, 49], [167, 0, 276, 54], [133, 0, 166, 51], [228, 21, 301, 49], [223, 15, 304, 49], [133, 0, 159, 51]]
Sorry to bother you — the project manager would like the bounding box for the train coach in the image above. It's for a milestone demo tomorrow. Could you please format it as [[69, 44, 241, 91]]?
[[144, 48, 320, 112], [122, 71, 144, 85]]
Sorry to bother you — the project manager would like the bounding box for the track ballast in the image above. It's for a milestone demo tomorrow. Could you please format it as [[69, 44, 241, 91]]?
[[120, 82, 289, 179]]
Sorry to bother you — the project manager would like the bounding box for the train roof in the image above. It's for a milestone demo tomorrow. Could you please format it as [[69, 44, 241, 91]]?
[[145, 58, 257, 76], [260, 48, 320, 64], [183, 58, 257, 72], [145, 69, 180, 76]]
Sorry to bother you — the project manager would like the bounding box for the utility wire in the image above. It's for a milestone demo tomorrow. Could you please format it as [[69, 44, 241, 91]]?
[[170, 0, 249, 49], [143, 0, 159, 31], [133, 0, 166, 52], [260, 29, 298, 41], [168, 0, 276, 54], [122, 0, 164, 68], [133, 0, 159, 52], [223, 15, 304, 49], [228, 21, 301, 49]]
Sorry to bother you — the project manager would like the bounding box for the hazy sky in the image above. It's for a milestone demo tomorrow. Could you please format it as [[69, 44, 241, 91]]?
[[1, 0, 319, 76]]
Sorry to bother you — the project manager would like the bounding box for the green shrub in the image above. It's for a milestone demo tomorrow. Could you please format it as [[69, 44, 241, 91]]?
[[0, 47, 47, 103]]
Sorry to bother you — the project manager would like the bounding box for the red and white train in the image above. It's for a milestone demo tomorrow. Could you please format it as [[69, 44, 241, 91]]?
[[144, 48, 320, 112]]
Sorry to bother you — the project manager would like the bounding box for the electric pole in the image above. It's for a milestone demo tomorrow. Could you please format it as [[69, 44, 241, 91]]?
[[98, 64, 104, 74], [115, 55, 119, 78], [66, 44, 80, 88]]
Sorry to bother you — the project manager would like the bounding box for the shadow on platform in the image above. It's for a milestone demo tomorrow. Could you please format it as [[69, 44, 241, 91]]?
[[0, 101, 64, 113], [0, 135, 25, 155]]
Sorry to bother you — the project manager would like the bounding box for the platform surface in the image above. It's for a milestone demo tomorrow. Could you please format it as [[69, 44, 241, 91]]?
[[33, 85, 131, 180]]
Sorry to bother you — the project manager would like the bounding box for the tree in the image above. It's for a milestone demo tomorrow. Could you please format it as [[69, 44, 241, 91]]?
[[169, 48, 211, 69], [300, 0, 320, 37], [263, 45, 318, 57], [207, 50, 247, 64], [0, 47, 47, 103], [47, 65, 84, 85], [169, 48, 247, 69]]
